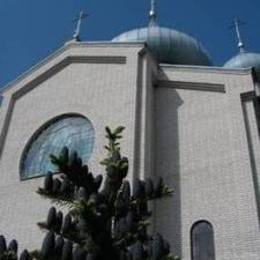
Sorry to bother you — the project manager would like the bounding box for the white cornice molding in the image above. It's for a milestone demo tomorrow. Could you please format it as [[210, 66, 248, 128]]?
[[11, 55, 127, 100], [64, 41, 146, 48], [0, 41, 146, 94], [160, 63, 253, 75], [157, 80, 225, 93]]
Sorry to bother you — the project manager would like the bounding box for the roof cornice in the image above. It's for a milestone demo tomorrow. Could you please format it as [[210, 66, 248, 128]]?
[[0, 41, 146, 93], [160, 63, 253, 75]]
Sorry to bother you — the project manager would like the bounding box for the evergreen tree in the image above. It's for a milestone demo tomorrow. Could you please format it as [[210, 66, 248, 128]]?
[[0, 127, 179, 260]]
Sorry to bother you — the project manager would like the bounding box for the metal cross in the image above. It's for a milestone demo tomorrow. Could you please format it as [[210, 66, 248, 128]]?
[[149, 0, 157, 26], [229, 17, 246, 52], [73, 10, 89, 41]]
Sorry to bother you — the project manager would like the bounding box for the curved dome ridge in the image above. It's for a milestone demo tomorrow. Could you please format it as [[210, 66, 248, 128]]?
[[224, 51, 260, 79], [112, 25, 213, 66]]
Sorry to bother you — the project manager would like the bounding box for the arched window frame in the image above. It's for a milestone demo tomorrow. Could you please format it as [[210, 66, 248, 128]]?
[[190, 220, 216, 260], [20, 113, 95, 180]]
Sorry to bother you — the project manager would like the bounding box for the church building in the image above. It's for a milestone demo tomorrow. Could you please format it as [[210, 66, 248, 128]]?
[[0, 1, 260, 259]]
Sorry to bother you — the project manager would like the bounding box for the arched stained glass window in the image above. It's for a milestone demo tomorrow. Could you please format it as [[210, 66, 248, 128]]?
[[20, 114, 95, 180], [191, 221, 215, 260]]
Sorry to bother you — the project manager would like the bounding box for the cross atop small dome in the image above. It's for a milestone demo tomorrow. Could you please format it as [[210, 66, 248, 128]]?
[[149, 0, 157, 26]]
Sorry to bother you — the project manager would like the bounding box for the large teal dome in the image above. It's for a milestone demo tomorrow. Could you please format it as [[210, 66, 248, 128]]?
[[112, 25, 213, 66], [224, 52, 260, 79]]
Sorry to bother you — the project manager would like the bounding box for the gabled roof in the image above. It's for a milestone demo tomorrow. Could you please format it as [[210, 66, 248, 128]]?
[[0, 41, 146, 95]]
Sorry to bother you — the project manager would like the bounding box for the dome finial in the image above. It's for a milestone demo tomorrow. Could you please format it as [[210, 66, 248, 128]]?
[[149, 0, 157, 26], [231, 17, 246, 53], [73, 10, 88, 41]]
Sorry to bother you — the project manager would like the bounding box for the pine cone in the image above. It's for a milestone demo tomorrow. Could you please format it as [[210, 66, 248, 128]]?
[[19, 249, 31, 260], [54, 235, 64, 258], [60, 146, 69, 165], [145, 178, 154, 198], [73, 244, 87, 260], [8, 239, 18, 253], [46, 207, 57, 228], [130, 241, 143, 260], [44, 172, 53, 192], [56, 211, 63, 233], [61, 240, 73, 260], [52, 178, 62, 193], [62, 214, 72, 234], [152, 233, 164, 260], [41, 232, 55, 259], [0, 235, 7, 253]]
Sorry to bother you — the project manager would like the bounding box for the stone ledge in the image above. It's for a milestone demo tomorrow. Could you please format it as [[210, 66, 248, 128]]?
[[157, 80, 225, 93]]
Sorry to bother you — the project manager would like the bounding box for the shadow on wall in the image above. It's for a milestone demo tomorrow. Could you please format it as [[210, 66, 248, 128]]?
[[153, 79, 183, 258]]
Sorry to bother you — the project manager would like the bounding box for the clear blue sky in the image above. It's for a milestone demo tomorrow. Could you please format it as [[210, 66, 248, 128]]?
[[0, 0, 259, 88]]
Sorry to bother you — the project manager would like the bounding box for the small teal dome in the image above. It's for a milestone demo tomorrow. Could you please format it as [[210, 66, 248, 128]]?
[[112, 25, 213, 66], [224, 52, 260, 79]]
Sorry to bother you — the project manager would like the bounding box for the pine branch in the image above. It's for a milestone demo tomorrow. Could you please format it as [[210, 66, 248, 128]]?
[[36, 188, 74, 207], [3, 126, 177, 260], [37, 222, 82, 245]]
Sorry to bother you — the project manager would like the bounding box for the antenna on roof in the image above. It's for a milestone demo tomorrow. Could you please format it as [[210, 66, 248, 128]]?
[[149, 0, 157, 26], [73, 10, 89, 41], [229, 17, 246, 53]]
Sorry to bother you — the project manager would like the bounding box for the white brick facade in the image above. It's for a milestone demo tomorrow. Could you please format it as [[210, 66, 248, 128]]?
[[0, 42, 259, 259]]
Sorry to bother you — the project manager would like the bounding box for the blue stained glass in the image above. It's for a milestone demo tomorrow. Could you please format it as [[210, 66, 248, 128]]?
[[21, 115, 95, 179]]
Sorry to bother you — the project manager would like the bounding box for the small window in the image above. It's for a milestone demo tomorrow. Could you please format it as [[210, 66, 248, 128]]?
[[20, 114, 95, 180], [191, 220, 215, 260]]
